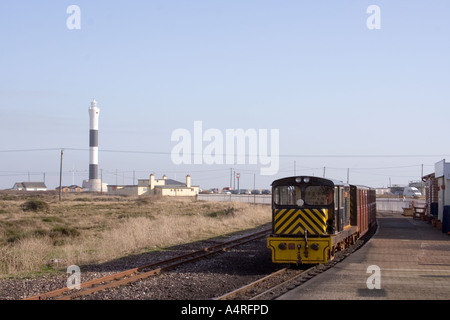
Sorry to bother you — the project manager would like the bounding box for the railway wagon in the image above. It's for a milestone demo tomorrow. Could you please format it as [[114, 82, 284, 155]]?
[[349, 185, 377, 238], [267, 176, 376, 264]]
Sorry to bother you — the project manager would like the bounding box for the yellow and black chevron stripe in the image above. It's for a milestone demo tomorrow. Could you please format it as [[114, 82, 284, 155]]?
[[274, 208, 328, 236]]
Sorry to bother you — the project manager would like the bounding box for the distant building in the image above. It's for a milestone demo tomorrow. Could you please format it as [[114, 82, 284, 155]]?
[[422, 172, 438, 217], [107, 174, 199, 197], [55, 185, 83, 193], [107, 184, 143, 196], [376, 188, 391, 195], [12, 182, 47, 191], [81, 179, 108, 192], [424, 159, 450, 223], [149, 174, 199, 196]]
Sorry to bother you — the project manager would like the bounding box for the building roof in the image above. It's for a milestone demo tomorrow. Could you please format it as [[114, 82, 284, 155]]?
[[422, 172, 436, 180], [163, 179, 186, 186], [153, 179, 188, 189], [56, 185, 82, 189], [15, 182, 47, 189]]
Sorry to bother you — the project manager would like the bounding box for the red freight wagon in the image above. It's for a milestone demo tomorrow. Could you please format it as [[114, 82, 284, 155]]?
[[350, 185, 376, 238]]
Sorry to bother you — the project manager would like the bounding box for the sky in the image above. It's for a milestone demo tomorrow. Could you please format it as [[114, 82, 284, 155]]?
[[1, 0, 450, 191]]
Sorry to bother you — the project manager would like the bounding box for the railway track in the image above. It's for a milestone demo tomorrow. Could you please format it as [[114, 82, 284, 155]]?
[[214, 266, 314, 300], [214, 252, 353, 300], [215, 221, 379, 300], [23, 228, 271, 300]]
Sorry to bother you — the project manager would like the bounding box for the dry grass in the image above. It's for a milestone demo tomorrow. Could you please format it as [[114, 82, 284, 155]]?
[[0, 192, 271, 278]]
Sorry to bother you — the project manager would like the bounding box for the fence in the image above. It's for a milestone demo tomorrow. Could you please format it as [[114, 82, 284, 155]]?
[[198, 194, 426, 213], [197, 193, 271, 205], [375, 198, 426, 213]]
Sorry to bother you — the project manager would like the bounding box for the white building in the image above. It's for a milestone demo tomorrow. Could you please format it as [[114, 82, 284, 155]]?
[[434, 159, 450, 223], [107, 174, 199, 197], [12, 182, 47, 191]]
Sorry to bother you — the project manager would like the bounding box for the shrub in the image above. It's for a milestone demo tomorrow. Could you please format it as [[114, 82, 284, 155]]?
[[21, 199, 50, 212], [205, 206, 236, 218], [50, 226, 80, 238]]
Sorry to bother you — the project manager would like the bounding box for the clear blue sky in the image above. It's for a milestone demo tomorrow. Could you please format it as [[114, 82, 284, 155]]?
[[1, 1, 449, 190]]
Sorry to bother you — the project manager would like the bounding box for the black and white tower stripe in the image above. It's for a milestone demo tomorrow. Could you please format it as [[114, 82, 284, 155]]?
[[88, 99, 101, 191]]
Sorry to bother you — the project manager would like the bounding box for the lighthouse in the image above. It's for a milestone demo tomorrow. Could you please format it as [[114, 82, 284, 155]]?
[[87, 99, 101, 192]]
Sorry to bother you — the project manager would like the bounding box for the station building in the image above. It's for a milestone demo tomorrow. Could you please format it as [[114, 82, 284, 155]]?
[[423, 159, 450, 231]]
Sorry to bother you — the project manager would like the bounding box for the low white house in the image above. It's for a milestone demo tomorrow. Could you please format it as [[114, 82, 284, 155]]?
[[12, 182, 47, 191]]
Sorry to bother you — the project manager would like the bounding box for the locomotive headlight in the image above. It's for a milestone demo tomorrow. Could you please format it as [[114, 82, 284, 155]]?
[[303, 177, 310, 183], [295, 177, 302, 183]]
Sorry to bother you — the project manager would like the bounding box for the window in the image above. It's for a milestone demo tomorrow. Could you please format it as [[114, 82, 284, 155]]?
[[305, 186, 333, 206], [334, 187, 339, 210], [274, 186, 301, 205], [274, 185, 333, 206]]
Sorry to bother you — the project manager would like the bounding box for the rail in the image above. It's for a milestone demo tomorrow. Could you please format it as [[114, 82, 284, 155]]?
[[23, 228, 271, 300]]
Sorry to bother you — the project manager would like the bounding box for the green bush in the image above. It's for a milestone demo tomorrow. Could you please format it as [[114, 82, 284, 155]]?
[[21, 199, 50, 212], [50, 226, 80, 238], [206, 207, 236, 218]]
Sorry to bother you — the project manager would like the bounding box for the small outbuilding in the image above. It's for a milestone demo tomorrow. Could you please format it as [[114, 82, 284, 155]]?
[[423, 159, 450, 231], [12, 182, 47, 191], [56, 185, 83, 193]]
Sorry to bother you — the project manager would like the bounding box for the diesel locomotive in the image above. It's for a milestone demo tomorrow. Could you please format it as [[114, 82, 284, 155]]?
[[267, 176, 376, 264]]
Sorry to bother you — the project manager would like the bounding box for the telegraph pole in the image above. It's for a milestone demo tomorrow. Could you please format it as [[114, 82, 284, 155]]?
[[230, 168, 233, 188], [101, 169, 103, 194], [236, 173, 240, 192], [59, 149, 64, 201]]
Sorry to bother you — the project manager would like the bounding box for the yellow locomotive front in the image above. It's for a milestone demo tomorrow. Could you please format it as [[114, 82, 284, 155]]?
[[267, 176, 352, 264]]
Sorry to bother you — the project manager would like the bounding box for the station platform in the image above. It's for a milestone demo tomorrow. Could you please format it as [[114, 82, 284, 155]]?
[[277, 211, 450, 300]]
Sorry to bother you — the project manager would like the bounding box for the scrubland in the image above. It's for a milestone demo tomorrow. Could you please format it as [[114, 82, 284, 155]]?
[[0, 192, 271, 278]]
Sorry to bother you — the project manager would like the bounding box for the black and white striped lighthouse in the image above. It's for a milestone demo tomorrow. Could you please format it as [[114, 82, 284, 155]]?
[[87, 99, 101, 192]]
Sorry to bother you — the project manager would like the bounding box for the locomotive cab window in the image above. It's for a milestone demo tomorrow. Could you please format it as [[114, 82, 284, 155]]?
[[334, 187, 339, 210], [274, 185, 333, 206], [273, 186, 301, 205], [340, 187, 344, 209], [304, 186, 333, 206]]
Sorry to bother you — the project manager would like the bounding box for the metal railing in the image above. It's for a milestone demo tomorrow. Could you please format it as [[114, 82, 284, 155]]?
[[198, 194, 427, 213], [197, 193, 271, 205], [376, 198, 426, 213]]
